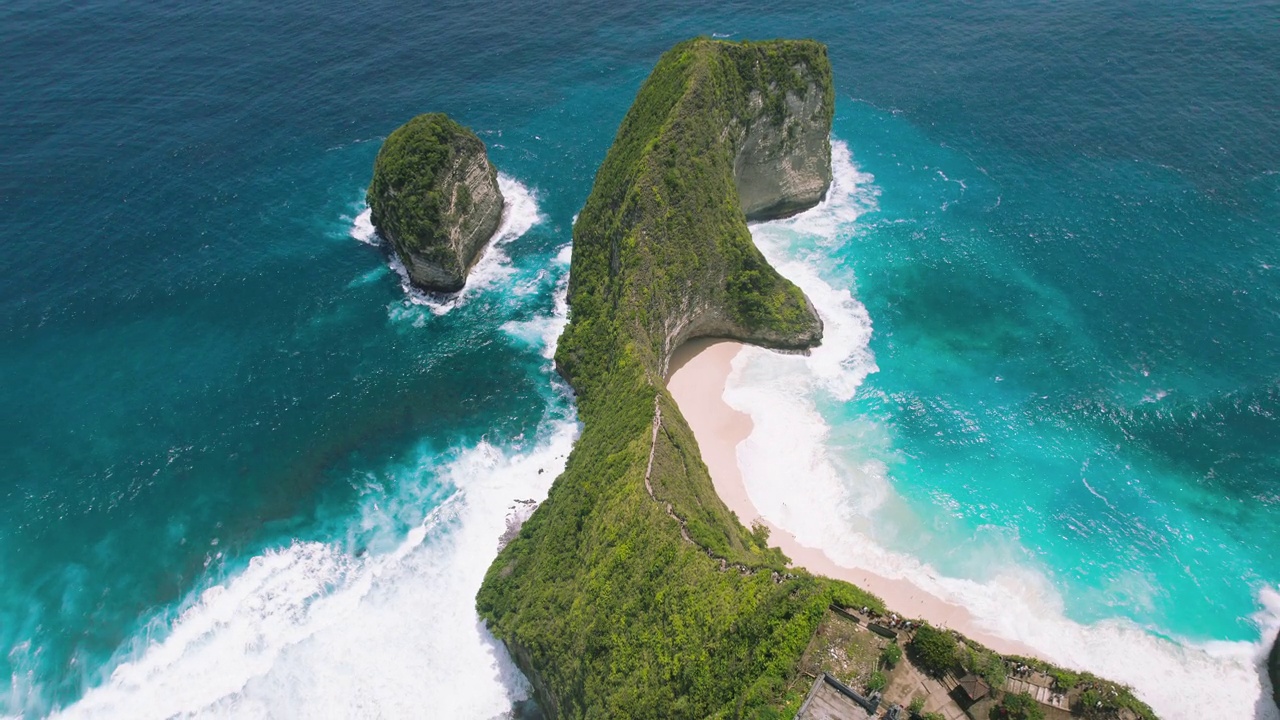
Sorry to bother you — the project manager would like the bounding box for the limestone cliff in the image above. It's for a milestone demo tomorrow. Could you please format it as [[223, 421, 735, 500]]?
[[476, 38, 853, 719], [367, 113, 503, 292], [734, 79, 833, 221], [555, 37, 832, 390]]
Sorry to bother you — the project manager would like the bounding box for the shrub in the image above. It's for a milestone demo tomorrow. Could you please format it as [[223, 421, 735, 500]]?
[[993, 692, 1045, 720], [881, 642, 902, 669], [908, 695, 925, 713], [867, 670, 887, 693], [1076, 689, 1103, 716], [1050, 668, 1080, 691], [961, 646, 1006, 688], [749, 520, 771, 549], [907, 625, 959, 677]]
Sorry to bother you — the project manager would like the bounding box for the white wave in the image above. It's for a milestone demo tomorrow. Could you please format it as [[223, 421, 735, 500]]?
[[54, 418, 579, 720], [348, 207, 378, 245], [501, 245, 571, 364], [726, 140, 1280, 719]]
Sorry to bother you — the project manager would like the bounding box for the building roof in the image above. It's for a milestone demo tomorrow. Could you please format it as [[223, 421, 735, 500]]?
[[959, 673, 991, 701]]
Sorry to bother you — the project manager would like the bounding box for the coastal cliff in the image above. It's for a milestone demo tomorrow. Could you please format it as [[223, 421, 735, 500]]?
[[476, 37, 1157, 720], [367, 113, 504, 292], [476, 37, 861, 718], [555, 37, 830, 383]]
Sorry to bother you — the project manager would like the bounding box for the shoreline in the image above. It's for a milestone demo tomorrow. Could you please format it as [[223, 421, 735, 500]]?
[[666, 338, 1034, 657]]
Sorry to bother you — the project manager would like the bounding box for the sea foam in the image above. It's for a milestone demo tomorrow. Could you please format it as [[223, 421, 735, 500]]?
[[727, 140, 1280, 720], [53, 418, 577, 720], [53, 201, 574, 719], [502, 244, 571, 364]]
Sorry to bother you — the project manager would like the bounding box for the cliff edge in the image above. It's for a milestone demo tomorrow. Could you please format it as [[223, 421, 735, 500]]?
[[367, 113, 504, 292]]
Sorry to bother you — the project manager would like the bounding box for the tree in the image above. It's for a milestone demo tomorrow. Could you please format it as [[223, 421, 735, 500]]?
[[907, 625, 959, 677]]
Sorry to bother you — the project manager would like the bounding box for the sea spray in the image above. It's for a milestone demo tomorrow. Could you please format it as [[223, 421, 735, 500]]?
[[48, 184, 573, 720], [502, 244, 572, 365], [727, 141, 1280, 719], [54, 417, 578, 720]]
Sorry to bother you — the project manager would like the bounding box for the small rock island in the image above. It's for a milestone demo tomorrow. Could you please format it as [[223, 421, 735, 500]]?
[[367, 113, 504, 292]]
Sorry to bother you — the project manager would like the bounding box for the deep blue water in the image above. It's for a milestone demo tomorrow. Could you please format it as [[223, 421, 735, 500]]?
[[2, 1, 1277, 717]]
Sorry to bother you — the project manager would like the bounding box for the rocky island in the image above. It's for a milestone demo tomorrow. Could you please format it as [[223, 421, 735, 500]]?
[[367, 113, 504, 292], [478, 37, 1158, 719]]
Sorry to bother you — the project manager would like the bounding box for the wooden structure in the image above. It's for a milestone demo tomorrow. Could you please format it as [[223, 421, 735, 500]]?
[[958, 673, 990, 702]]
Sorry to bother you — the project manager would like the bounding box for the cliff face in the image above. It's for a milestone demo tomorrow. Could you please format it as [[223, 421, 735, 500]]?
[[475, 38, 857, 719], [367, 113, 504, 292], [735, 83, 833, 221]]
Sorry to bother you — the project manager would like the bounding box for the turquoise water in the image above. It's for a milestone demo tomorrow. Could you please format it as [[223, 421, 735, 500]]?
[[2, 1, 1277, 717]]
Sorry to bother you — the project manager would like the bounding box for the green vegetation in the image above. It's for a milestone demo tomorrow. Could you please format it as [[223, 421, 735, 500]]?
[[1048, 667, 1080, 691], [1004, 653, 1158, 720], [1073, 687, 1159, 720], [907, 625, 959, 678], [367, 113, 490, 273], [866, 670, 887, 693], [475, 37, 866, 718], [959, 645, 1005, 689], [993, 692, 1045, 720], [908, 695, 925, 714], [552, 37, 828, 387], [880, 641, 902, 669], [473, 34, 1159, 720]]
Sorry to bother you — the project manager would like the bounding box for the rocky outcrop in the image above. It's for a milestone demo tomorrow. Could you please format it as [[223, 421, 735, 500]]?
[[367, 113, 503, 292], [1271, 629, 1279, 712]]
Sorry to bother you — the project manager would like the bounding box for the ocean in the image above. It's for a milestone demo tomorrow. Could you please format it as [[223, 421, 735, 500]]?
[[2, 1, 1277, 718]]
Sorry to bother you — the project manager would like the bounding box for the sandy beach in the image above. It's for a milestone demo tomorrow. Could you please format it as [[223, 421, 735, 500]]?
[[666, 338, 1033, 657]]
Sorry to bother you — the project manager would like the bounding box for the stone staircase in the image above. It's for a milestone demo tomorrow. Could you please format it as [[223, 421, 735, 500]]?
[[1004, 677, 1070, 710]]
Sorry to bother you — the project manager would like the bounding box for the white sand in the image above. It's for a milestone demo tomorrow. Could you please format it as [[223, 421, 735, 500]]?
[[666, 339, 1032, 656]]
